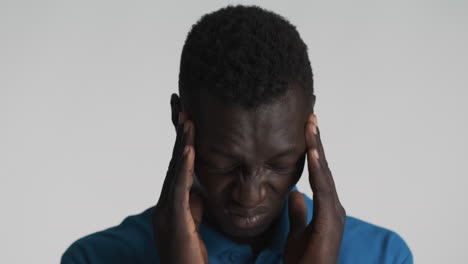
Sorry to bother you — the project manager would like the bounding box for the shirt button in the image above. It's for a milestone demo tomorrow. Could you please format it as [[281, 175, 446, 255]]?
[[229, 251, 240, 262]]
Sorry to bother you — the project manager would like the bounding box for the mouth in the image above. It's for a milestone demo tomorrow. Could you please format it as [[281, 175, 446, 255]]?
[[225, 209, 268, 229]]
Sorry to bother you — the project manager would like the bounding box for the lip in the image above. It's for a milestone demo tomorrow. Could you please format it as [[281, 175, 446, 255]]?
[[226, 209, 268, 229]]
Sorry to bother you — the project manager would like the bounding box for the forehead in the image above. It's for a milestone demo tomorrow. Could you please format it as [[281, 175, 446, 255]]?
[[191, 87, 311, 158]]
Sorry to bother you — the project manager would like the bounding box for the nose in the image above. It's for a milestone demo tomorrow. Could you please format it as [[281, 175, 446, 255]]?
[[231, 169, 267, 208]]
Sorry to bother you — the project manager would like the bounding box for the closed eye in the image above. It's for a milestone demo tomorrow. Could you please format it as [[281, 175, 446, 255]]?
[[195, 154, 240, 174], [197, 159, 240, 174], [208, 165, 240, 174], [265, 164, 296, 174]]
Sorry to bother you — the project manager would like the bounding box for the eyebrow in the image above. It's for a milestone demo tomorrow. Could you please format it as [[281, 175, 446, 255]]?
[[206, 146, 240, 160], [207, 145, 301, 161], [268, 148, 302, 160]]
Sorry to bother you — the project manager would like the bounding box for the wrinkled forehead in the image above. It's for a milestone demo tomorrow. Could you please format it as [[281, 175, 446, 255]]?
[[191, 87, 312, 154]]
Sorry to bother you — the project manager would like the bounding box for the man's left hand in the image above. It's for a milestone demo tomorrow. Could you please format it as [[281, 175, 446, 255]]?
[[284, 113, 346, 264]]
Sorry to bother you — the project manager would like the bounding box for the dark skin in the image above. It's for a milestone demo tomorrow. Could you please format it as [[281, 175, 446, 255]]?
[[151, 86, 346, 263]]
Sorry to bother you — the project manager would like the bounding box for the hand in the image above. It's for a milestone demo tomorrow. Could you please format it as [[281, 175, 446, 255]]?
[[284, 114, 346, 264], [151, 112, 208, 264]]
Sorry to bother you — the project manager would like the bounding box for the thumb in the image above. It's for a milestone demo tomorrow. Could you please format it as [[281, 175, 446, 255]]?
[[288, 191, 307, 236], [189, 192, 208, 263]]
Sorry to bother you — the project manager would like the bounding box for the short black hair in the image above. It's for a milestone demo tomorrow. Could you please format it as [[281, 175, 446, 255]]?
[[178, 4, 314, 109]]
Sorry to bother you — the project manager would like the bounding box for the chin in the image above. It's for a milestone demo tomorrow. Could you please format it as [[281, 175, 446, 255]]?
[[225, 223, 270, 239]]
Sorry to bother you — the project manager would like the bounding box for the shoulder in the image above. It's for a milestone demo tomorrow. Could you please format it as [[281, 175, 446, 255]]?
[[340, 215, 413, 264], [61, 207, 157, 264], [301, 193, 413, 264]]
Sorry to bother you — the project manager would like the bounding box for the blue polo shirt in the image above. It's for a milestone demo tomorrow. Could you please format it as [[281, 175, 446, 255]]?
[[61, 192, 413, 263]]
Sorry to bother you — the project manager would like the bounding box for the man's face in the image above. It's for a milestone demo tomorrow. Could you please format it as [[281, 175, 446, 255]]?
[[189, 87, 313, 241]]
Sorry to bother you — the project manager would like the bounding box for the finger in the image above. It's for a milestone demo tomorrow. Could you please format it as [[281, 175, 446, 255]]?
[[305, 114, 336, 198], [312, 117, 341, 200], [158, 112, 188, 204], [184, 119, 195, 149], [180, 120, 196, 194], [308, 114, 329, 167], [174, 112, 189, 163], [173, 123, 196, 203], [189, 192, 204, 229], [190, 191, 208, 264], [169, 112, 188, 173], [315, 125, 342, 201], [305, 114, 326, 192], [288, 191, 307, 236], [315, 125, 329, 168]]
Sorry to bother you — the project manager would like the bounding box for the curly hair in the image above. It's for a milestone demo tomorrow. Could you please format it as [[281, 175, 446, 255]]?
[[178, 4, 314, 109]]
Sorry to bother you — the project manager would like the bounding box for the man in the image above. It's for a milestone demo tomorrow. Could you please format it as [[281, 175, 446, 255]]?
[[62, 5, 413, 264]]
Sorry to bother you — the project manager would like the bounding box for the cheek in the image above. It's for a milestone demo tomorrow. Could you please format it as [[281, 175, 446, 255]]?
[[194, 165, 231, 196], [293, 153, 307, 182], [268, 173, 299, 196], [268, 157, 306, 196]]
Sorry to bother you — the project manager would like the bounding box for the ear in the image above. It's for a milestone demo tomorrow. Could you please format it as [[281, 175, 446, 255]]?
[[170, 93, 182, 131]]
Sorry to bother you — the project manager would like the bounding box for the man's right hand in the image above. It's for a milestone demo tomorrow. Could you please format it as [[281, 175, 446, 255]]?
[[151, 112, 208, 264]]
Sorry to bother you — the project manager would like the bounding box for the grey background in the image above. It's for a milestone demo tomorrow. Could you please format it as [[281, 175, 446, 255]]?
[[1, 0, 467, 263]]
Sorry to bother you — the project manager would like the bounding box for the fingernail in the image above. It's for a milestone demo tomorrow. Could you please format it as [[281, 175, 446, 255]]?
[[183, 145, 190, 156], [311, 115, 318, 135], [313, 149, 319, 159]]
